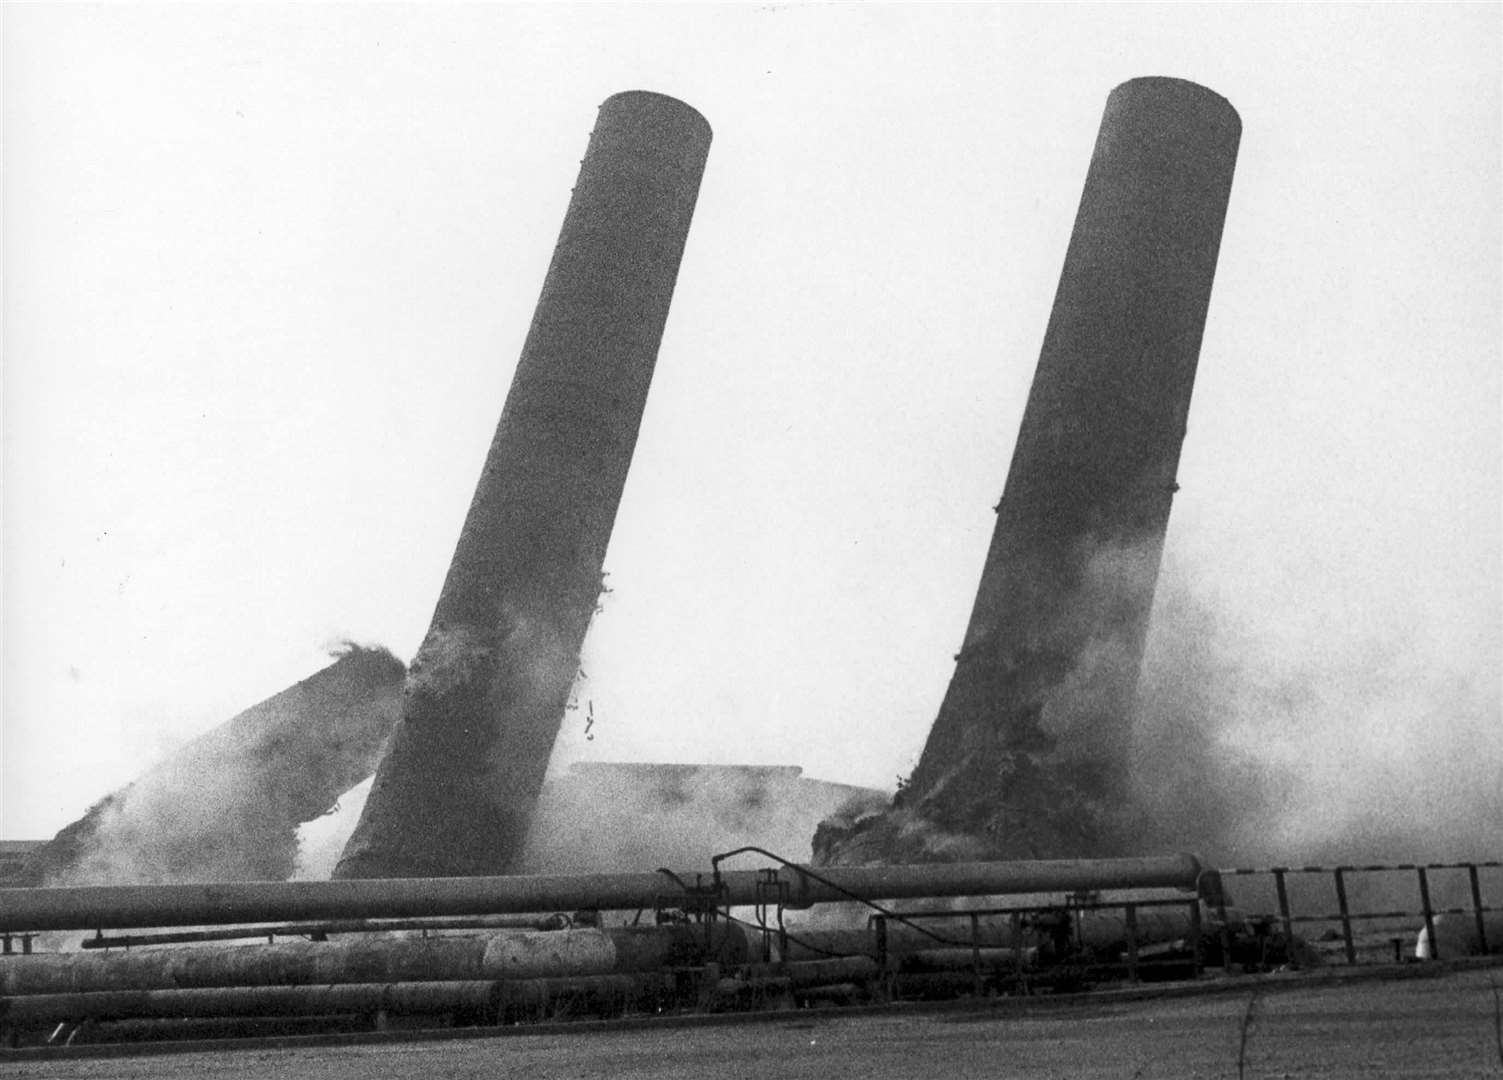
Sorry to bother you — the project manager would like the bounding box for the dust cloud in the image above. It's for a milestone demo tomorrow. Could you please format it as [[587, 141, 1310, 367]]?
[[815, 534, 1498, 886], [1128, 562, 1502, 874], [516, 763, 881, 874], [23, 644, 404, 886], [293, 763, 883, 880]]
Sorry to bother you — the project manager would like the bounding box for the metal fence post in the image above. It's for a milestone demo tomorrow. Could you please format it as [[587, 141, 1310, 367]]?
[[1417, 866, 1438, 961], [1467, 863, 1489, 956], [1011, 911, 1025, 994], [873, 915, 893, 1002], [1209, 872, 1236, 974], [1333, 867, 1357, 965], [970, 912, 983, 995], [1273, 868, 1295, 946], [1190, 900, 1203, 977]]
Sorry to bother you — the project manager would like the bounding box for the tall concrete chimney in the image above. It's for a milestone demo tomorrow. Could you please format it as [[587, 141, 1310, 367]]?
[[336, 92, 712, 878], [819, 77, 1240, 864]]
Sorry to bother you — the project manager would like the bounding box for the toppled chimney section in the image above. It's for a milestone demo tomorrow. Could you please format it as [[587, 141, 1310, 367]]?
[[334, 93, 713, 879], [21, 645, 405, 886], [817, 77, 1241, 865]]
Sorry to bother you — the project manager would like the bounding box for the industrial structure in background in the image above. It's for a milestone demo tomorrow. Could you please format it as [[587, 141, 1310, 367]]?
[[334, 92, 713, 879], [816, 77, 1242, 866], [5, 82, 1496, 1055], [4, 849, 1496, 1047], [292, 763, 884, 878], [515, 764, 882, 874]]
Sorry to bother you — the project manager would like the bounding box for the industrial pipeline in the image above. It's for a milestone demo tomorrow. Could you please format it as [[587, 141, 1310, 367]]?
[[0, 854, 1207, 933], [0, 853, 1225, 1046]]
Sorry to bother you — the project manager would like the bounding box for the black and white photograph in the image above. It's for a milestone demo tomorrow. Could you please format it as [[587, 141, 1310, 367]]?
[[2, 2, 1499, 1073]]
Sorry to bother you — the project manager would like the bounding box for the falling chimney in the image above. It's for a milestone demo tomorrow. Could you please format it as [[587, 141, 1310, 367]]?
[[335, 92, 712, 878], [22, 645, 406, 886], [817, 77, 1240, 864]]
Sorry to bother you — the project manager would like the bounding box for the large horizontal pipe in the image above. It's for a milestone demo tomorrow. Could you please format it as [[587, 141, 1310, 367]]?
[[778, 904, 1229, 963], [5, 937, 484, 997], [78, 914, 568, 950], [896, 947, 1032, 973], [63, 1015, 361, 1045], [737, 957, 882, 987], [0, 980, 504, 1026], [0, 854, 1204, 933], [0, 925, 750, 997], [0, 975, 666, 1029]]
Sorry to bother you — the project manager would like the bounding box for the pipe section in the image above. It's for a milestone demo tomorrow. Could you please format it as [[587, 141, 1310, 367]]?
[[0, 925, 749, 996], [0, 981, 507, 1025], [1, 976, 670, 1035], [0, 854, 1203, 933]]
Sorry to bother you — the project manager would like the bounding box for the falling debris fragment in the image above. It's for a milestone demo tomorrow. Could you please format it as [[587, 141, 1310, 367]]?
[[20, 645, 405, 886]]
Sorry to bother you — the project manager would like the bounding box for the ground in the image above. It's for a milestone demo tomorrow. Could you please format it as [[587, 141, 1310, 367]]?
[[6, 965, 1502, 1078]]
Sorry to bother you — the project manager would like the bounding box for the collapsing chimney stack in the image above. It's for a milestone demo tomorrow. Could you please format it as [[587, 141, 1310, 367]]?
[[818, 77, 1240, 865], [335, 92, 712, 878], [22, 645, 405, 887]]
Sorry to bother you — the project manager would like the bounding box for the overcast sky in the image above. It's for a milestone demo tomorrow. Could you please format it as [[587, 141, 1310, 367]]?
[[4, 3, 1499, 841]]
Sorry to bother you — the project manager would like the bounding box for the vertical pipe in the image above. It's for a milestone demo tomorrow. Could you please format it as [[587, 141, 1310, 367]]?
[[1273, 869, 1295, 949], [875, 916, 892, 1002], [969, 912, 983, 994], [1333, 868, 1357, 965], [876, 78, 1242, 863], [1417, 866, 1438, 961], [336, 93, 712, 879], [1189, 901, 1203, 978], [1212, 887, 1235, 975], [1010, 911, 1025, 993], [1468, 864, 1489, 955]]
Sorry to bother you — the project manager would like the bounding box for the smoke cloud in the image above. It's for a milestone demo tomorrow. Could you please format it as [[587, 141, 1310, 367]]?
[[816, 531, 1499, 893], [294, 763, 884, 880], [517, 763, 882, 874], [1128, 559, 1502, 873], [24, 644, 405, 886]]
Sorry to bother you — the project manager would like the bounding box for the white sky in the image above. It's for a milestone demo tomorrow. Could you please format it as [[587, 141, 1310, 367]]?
[[3, 3, 1499, 840]]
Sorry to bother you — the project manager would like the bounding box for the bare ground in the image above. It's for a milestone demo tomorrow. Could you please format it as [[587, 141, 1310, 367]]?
[[6, 965, 1503, 1079]]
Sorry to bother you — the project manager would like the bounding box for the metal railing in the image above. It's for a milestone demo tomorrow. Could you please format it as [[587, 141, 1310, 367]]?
[[869, 894, 1211, 991], [1216, 861, 1501, 964]]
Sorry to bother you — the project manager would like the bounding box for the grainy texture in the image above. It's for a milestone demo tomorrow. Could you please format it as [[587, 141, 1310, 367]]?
[[6, 969, 1501, 1078], [334, 93, 711, 879], [517, 763, 883, 872], [20, 647, 404, 886], [818, 77, 1240, 866]]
